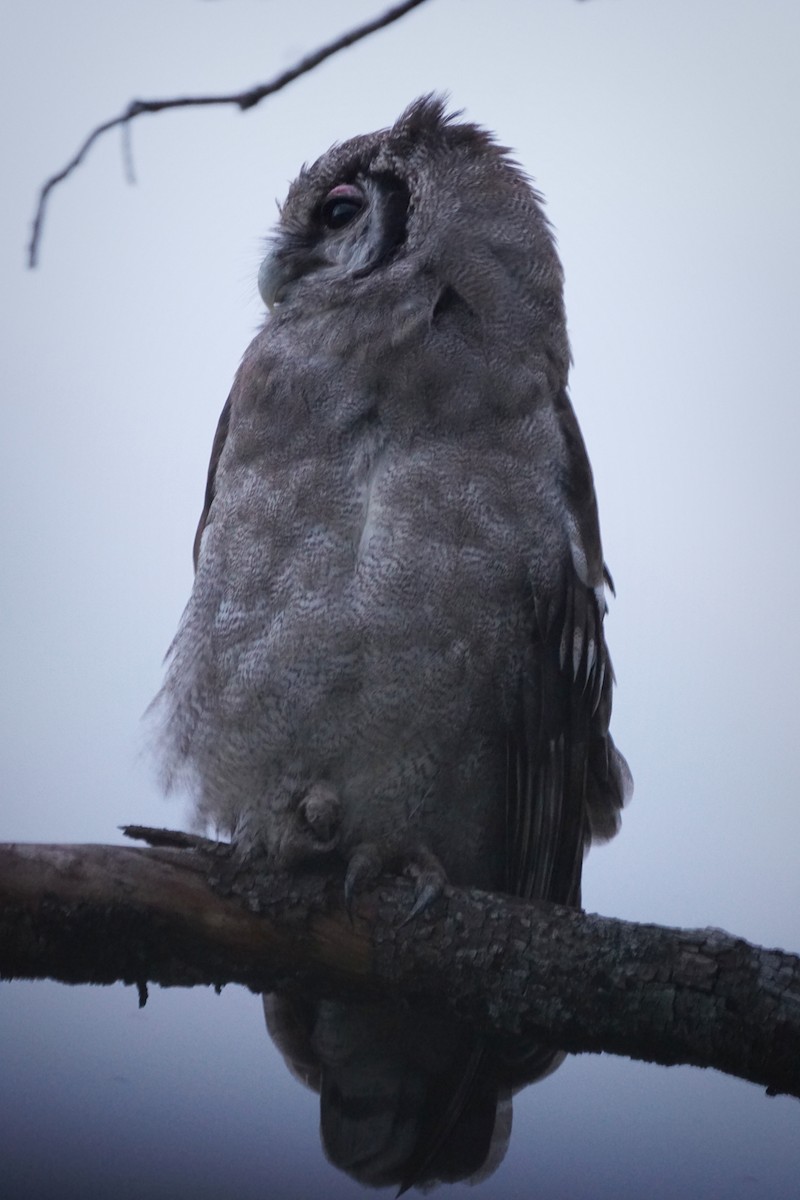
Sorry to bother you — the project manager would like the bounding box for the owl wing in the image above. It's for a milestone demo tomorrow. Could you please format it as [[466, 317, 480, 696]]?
[[192, 392, 232, 569], [506, 389, 630, 905]]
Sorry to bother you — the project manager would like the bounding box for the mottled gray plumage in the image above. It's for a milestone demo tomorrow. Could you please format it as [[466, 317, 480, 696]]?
[[151, 96, 631, 1189]]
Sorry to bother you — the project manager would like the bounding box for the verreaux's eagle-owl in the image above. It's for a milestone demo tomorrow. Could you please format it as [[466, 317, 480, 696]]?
[[151, 96, 631, 1190]]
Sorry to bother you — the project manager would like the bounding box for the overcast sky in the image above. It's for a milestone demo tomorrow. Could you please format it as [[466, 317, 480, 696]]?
[[1, 2, 799, 1197]]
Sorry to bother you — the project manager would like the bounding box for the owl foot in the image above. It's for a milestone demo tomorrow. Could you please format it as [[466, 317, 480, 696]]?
[[232, 782, 342, 867], [296, 782, 342, 852], [343, 841, 447, 921]]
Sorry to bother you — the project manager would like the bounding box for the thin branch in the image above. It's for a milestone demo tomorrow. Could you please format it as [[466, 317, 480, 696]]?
[[120, 119, 136, 186], [1, 836, 799, 1099], [27, 0, 433, 267]]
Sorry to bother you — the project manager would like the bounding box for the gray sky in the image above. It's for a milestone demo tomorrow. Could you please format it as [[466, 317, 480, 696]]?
[[1, 2, 799, 1197]]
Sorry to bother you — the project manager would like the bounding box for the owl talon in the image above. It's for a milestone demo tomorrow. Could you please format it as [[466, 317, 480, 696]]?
[[401, 880, 442, 926], [344, 842, 383, 913], [343, 841, 447, 922], [343, 841, 446, 922], [401, 849, 447, 924]]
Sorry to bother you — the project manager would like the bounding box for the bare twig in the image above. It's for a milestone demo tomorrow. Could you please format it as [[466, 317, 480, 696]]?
[[120, 118, 136, 186], [27, 0, 433, 267]]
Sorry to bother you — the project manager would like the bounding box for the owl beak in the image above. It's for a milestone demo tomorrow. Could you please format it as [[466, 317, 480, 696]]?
[[258, 249, 291, 312]]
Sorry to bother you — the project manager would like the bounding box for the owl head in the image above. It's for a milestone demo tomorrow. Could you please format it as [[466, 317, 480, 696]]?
[[258, 95, 569, 374]]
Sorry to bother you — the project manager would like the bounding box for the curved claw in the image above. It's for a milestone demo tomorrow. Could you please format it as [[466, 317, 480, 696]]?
[[343, 840, 448, 923], [401, 848, 447, 926], [401, 878, 444, 926], [344, 842, 383, 918]]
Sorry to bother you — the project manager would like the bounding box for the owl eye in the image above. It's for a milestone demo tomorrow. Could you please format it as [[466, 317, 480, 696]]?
[[320, 184, 365, 230]]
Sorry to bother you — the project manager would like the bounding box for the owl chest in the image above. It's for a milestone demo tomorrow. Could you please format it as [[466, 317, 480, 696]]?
[[211, 434, 429, 625], [199, 429, 520, 706]]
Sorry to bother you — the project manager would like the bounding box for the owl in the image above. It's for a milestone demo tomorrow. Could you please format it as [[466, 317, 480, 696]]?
[[152, 96, 631, 1188]]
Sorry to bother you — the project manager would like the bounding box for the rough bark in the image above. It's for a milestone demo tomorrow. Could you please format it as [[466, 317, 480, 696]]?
[[1, 835, 798, 1100]]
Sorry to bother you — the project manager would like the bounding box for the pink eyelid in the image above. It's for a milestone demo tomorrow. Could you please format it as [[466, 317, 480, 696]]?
[[324, 184, 363, 202]]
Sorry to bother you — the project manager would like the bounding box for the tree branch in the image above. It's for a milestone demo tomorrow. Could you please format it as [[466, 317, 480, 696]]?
[[1, 835, 798, 1100], [27, 0, 433, 267]]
